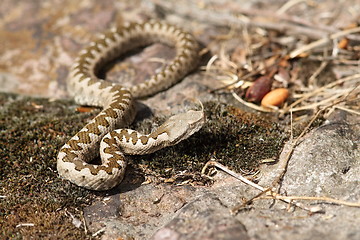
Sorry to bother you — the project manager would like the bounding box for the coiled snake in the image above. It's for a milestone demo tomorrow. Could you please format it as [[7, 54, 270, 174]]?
[[57, 21, 205, 190]]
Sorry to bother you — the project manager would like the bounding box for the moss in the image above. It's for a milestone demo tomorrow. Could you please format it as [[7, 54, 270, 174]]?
[[131, 101, 287, 181], [0, 93, 287, 238], [1, 202, 87, 239], [0, 93, 95, 239]]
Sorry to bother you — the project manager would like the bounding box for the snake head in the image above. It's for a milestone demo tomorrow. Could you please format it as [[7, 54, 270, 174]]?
[[161, 109, 206, 145]]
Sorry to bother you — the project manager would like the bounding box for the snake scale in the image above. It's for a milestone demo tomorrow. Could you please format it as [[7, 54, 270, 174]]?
[[57, 20, 205, 190]]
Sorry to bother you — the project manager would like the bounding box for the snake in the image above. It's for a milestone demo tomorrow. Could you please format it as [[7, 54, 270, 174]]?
[[57, 20, 205, 191]]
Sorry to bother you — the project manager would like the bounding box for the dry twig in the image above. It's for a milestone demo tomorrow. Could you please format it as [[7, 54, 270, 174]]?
[[283, 73, 360, 113], [289, 27, 360, 58], [202, 160, 360, 215], [272, 86, 359, 187]]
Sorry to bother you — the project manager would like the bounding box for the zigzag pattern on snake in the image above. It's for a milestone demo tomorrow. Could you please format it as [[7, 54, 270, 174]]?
[[57, 20, 205, 190]]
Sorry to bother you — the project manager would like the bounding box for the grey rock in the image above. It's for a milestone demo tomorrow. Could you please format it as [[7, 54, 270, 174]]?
[[151, 192, 249, 240], [240, 110, 360, 240]]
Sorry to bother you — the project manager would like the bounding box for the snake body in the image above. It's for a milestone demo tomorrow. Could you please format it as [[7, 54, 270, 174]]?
[[57, 21, 205, 190]]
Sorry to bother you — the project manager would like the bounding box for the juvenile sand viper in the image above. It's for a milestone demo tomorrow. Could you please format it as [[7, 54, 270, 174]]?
[[57, 20, 205, 190]]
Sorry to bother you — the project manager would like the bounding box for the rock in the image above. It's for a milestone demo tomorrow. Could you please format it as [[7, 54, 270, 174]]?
[[248, 109, 360, 240], [151, 192, 250, 240], [84, 183, 251, 240]]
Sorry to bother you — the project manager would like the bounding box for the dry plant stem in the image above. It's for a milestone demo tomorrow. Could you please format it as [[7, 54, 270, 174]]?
[[203, 160, 360, 215], [271, 107, 325, 188], [276, 0, 309, 14], [290, 93, 344, 112], [81, 211, 87, 234], [262, 195, 360, 207], [284, 73, 360, 113], [205, 63, 272, 93], [272, 87, 359, 188], [202, 160, 318, 213], [289, 27, 360, 58], [206, 55, 282, 93], [308, 60, 329, 86], [335, 105, 360, 115], [202, 160, 265, 191], [231, 188, 272, 214], [231, 91, 273, 112]]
